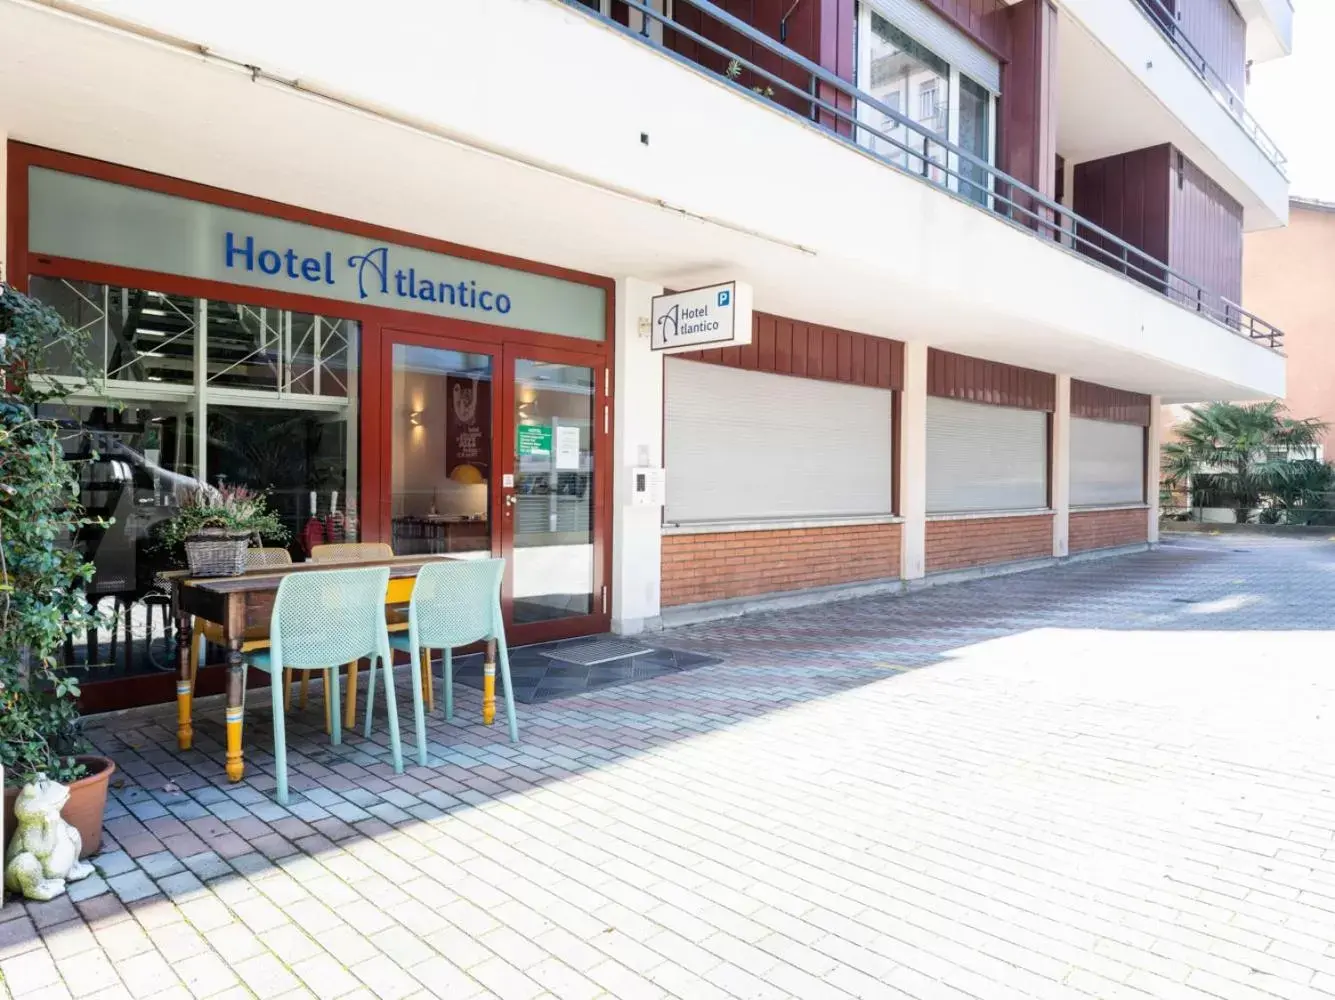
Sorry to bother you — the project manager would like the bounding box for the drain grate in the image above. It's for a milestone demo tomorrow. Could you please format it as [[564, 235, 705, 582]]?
[[540, 638, 652, 666]]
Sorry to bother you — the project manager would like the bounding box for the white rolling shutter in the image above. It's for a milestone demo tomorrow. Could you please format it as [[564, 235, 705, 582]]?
[[865, 0, 1002, 94], [1071, 418, 1145, 506], [927, 397, 1047, 513], [664, 359, 893, 524]]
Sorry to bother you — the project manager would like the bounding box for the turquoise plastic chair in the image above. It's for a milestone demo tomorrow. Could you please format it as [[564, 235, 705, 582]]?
[[244, 565, 400, 804], [387, 558, 518, 765]]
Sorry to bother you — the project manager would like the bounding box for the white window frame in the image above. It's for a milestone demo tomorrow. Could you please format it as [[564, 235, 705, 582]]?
[[855, 3, 998, 200]]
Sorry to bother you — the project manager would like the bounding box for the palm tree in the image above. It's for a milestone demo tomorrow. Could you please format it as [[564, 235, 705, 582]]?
[[1162, 401, 1328, 523]]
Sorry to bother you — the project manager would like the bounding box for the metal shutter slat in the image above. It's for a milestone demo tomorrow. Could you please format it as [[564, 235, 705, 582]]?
[[665, 359, 893, 524], [1071, 418, 1145, 506], [927, 397, 1047, 513]]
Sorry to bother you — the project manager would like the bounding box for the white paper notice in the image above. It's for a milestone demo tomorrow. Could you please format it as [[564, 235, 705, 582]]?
[[555, 425, 581, 470]]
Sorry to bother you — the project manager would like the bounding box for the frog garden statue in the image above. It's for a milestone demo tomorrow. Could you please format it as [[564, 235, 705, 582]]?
[[4, 775, 95, 902]]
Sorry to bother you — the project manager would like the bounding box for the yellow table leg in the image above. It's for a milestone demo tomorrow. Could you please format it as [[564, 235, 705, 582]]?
[[175, 606, 194, 750], [421, 649, 435, 714], [225, 640, 245, 782], [283, 669, 293, 712], [344, 660, 359, 729], [300, 672, 310, 710], [482, 639, 496, 726]]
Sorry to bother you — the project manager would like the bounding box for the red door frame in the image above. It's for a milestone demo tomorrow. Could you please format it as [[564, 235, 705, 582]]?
[[7, 142, 617, 710]]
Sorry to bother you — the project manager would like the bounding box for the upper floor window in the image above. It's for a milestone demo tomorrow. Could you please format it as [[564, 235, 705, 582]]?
[[856, 0, 999, 203]]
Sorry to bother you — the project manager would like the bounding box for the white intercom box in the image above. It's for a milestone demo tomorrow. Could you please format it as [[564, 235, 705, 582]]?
[[631, 467, 666, 506]]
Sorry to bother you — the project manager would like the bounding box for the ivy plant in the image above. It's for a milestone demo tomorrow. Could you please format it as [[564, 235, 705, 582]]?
[[0, 284, 108, 786]]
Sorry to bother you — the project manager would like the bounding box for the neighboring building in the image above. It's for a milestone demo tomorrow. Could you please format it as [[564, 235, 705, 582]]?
[[0, 0, 1292, 711], [1239, 198, 1335, 460]]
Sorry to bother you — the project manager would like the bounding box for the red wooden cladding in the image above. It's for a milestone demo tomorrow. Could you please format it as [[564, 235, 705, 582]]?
[[1175, 0, 1247, 96], [1073, 144, 1241, 309], [674, 311, 904, 390], [927, 349, 1055, 411], [1074, 144, 1172, 290], [1171, 150, 1243, 308], [1071, 380, 1152, 426], [922, 0, 1011, 58], [1001, 0, 1060, 206]]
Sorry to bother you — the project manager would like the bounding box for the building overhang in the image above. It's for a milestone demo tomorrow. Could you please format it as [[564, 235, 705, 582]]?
[[0, 0, 1283, 404]]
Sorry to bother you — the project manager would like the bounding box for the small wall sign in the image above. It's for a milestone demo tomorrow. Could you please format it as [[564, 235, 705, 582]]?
[[651, 281, 753, 354]]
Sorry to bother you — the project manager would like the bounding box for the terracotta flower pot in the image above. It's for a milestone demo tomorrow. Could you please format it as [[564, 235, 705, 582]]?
[[3, 755, 115, 860]]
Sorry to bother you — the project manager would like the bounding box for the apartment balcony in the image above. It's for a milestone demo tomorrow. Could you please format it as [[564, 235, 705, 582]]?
[[0, 0, 1283, 401], [1059, 0, 1289, 230]]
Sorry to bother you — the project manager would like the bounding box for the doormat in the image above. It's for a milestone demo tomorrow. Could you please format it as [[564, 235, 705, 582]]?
[[539, 638, 651, 667], [448, 636, 720, 704]]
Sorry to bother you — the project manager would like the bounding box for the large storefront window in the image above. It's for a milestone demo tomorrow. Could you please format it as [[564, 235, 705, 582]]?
[[30, 276, 359, 682]]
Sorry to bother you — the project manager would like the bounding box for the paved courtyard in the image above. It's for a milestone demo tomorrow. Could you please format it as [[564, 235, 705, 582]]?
[[6, 534, 1335, 1000]]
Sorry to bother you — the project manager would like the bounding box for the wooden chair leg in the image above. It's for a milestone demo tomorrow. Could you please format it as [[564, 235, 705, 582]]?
[[300, 672, 310, 710], [344, 660, 359, 730], [323, 669, 333, 735], [283, 669, 293, 712]]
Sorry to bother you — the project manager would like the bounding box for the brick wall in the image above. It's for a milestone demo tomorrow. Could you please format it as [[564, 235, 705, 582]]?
[[925, 513, 1054, 573], [1069, 507, 1148, 553], [661, 523, 902, 607]]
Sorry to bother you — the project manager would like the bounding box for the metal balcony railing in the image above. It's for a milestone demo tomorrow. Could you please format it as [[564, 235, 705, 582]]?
[[1134, 0, 1288, 176], [566, 0, 1284, 353]]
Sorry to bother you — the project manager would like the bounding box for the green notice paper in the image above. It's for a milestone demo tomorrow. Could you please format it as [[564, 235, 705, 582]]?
[[517, 424, 553, 457]]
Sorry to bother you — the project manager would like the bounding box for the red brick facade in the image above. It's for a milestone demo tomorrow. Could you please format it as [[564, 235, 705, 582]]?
[[925, 513, 1054, 573], [1069, 507, 1148, 553], [661, 523, 902, 607]]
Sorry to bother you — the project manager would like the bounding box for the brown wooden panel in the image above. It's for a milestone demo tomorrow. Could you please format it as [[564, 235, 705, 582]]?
[[922, 0, 1010, 57], [755, 313, 776, 371], [1074, 145, 1171, 290], [1071, 379, 1152, 425], [1000, 0, 1059, 214], [927, 348, 1055, 411], [1172, 0, 1246, 95], [1170, 149, 1243, 311], [683, 311, 905, 390]]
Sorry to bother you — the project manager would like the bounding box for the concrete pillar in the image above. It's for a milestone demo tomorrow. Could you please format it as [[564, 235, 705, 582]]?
[[1051, 374, 1071, 557], [1147, 394, 1162, 544], [899, 342, 928, 580], [610, 277, 664, 633]]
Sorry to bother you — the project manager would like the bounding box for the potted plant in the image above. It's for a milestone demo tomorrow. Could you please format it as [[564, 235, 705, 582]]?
[[0, 284, 116, 859], [158, 485, 288, 577]]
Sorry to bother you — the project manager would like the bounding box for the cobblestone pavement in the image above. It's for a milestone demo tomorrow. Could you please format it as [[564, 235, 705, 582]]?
[[6, 534, 1335, 1000]]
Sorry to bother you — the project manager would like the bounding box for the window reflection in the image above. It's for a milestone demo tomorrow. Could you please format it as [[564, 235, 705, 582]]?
[[28, 276, 360, 684]]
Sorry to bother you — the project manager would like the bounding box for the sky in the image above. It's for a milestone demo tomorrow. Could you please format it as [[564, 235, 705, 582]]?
[[1248, 1, 1333, 200]]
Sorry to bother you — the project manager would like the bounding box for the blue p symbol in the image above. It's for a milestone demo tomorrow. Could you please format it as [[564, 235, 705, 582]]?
[[718, 289, 731, 307]]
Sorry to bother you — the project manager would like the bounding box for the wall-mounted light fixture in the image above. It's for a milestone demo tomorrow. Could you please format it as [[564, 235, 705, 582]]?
[[409, 409, 424, 427]]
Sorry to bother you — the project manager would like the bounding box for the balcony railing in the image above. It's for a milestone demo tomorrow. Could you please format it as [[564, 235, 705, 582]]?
[[567, 0, 1283, 353], [1134, 0, 1287, 176]]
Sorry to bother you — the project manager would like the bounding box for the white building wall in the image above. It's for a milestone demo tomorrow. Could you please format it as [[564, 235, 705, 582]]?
[[1052, 375, 1071, 558], [900, 342, 928, 581], [15, 0, 1284, 402], [610, 277, 664, 634]]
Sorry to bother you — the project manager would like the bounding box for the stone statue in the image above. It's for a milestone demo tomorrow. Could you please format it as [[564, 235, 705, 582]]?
[[4, 775, 95, 902]]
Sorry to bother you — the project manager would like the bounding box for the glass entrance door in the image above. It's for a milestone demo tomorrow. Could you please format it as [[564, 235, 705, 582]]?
[[388, 340, 495, 559], [501, 346, 608, 641], [383, 332, 609, 643]]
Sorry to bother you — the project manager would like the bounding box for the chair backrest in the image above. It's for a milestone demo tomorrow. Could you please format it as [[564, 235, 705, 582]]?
[[270, 566, 391, 669], [410, 558, 505, 649], [310, 542, 394, 564], [245, 547, 293, 570]]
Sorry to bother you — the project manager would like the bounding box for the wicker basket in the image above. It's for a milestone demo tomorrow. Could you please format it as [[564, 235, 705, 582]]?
[[184, 529, 251, 577]]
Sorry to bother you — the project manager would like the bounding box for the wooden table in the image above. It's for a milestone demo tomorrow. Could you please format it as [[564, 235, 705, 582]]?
[[172, 554, 490, 782]]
